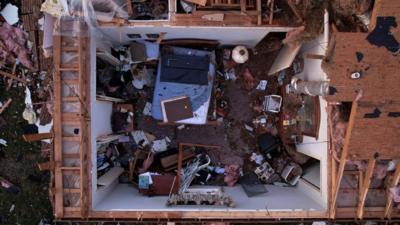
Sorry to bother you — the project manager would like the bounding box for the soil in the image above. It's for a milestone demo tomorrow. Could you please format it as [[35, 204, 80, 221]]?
[[0, 86, 53, 225]]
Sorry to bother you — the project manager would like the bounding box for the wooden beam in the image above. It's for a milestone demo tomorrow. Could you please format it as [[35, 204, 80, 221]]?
[[368, 0, 382, 31], [240, 0, 246, 13], [53, 35, 64, 218], [305, 53, 325, 60], [0, 70, 27, 83], [23, 132, 54, 142], [0, 99, 12, 114], [329, 101, 358, 218], [256, 0, 262, 25], [286, 0, 303, 22], [38, 161, 55, 171], [357, 159, 376, 219], [269, 0, 274, 25], [384, 163, 400, 218]]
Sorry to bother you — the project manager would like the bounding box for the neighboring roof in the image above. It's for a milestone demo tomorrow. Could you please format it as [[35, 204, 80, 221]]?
[[323, 0, 400, 160], [323, 31, 400, 103]]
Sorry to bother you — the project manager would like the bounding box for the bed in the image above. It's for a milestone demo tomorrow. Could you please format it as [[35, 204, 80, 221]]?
[[151, 46, 215, 124]]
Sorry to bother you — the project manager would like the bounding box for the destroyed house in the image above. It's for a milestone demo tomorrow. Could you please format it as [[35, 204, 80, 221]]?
[[42, 0, 400, 222]]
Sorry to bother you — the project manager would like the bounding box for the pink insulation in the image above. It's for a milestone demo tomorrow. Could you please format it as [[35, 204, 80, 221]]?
[[0, 23, 33, 69], [224, 164, 240, 187], [390, 186, 400, 209]]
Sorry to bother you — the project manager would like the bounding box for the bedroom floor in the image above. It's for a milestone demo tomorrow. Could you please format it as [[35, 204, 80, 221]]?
[[132, 33, 286, 163]]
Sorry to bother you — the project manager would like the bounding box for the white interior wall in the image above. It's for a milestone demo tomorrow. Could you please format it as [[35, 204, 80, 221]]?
[[89, 24, 330, 212], [99, 26, 294, 48], [94, 184, 324, 211], [293, 33, 329, 208], [90, 34, 115, 207]]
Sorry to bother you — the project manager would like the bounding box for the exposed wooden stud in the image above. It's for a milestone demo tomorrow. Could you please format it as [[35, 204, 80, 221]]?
[[240, 0, 246, 14], [357, 159, 376, 219], [305, 53, 325, 60], [384, 163, 400, 218], [256, 0, 262, 25], [368, 0, 382, 31], [330, 101, 358, 218], [53, 34, 64, 218], [286, 0, 303, 22], [23, 132, 54, 142], [156, 32, 167, 44], [269, 0, 274, 25], [38, 161, 55, 171], [0, 99, 12, 114], [0, 70, 27, 83]]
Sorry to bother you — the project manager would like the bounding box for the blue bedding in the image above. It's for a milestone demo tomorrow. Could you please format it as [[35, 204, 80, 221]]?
[[152, 47, 215, 121]]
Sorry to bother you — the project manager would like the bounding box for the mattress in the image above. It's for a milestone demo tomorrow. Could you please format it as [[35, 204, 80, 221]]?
[[151, 47, 215, 124]]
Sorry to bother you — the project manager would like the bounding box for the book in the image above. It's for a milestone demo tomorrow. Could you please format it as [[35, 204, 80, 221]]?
[[161, 96, 193, 122]]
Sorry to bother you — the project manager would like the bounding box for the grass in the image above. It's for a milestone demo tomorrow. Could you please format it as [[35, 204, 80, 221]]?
[[0, 86, 53, 225]]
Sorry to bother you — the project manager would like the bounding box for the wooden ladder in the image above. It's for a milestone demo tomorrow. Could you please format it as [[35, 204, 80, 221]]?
[[53, 20, 91, 218]]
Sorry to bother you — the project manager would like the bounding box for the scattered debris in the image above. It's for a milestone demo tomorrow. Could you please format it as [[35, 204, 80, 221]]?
[[152, 137, 171, 153], [0, 139, 7, 146], [250, 152, 264, 165], [256, 80, 268, 90], [232, 46, 249, 64], [0, 177, 19, 194], [0, 23, 33, 69], [142, 102, 152, 116], [1, 4, 19, 25], [201, 13, 224, 22], [364, 107, 381, 118]]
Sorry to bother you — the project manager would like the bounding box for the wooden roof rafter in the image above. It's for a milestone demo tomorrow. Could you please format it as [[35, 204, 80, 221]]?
[[329, 100, 359, 218], [53, 20, 91, 219], [357, 159, 376, 219], [384, 164, 400, 218]]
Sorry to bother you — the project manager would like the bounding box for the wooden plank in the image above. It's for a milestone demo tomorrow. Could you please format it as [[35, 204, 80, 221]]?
[[79, 34, 91, 219], [53, 35, 64, 218], [0, 70, 27, 83], [329, 101, 358, 218], [38, 161, 54, 171], [23, 132, 54, 142], [185, 0, 207, 6], [286, 0, 303, 22], [0, 99, 12, 114], [384, 163, 400, 218], [369, 0, 382, 31], [256, 0, 262, 25], [77, 34, 87, 219], [269, 0, 274, 25], [357, 159, 376, 219], [240, 0, 246, 13], [305, 53, 325, 60]]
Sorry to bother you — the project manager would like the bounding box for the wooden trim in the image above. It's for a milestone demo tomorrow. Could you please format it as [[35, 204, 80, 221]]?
[[23, 132, 54, 142], [384, 163, 400, 218], [357, 159, 376, 219], [329, 101, 358, 218]]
